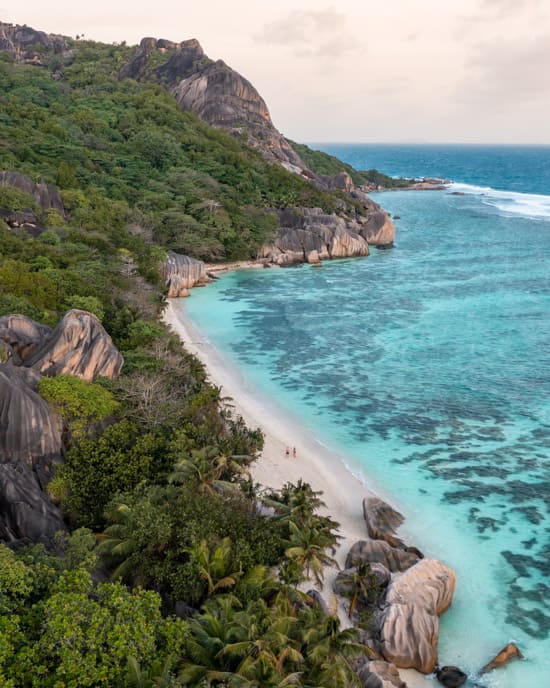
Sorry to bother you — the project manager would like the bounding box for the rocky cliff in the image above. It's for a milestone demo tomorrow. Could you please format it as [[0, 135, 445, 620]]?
[[0, 21, 69, 64], [161, 251, 211, 297], [0, 310, 123, 545]]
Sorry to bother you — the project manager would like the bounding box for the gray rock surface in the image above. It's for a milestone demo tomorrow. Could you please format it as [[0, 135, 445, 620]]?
[[172, 59, 307, 171], [119, 36, 206, 85], [363, 496, 406, 549], [346, 540, 420, 573], [260, 207, 370, 265], [24, 309, 123, 380], [0, 21, 68, 64], [377, 559, 456, 673], [0, 314, 52, 364], [0, 170, 67, 217], [161, 251, 210, 297], [355, 658, 407, 688], [0, 462, 65, 544], [0, 365, 62, 465]]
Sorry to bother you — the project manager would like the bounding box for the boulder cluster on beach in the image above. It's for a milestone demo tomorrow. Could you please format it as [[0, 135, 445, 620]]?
[[329, 495, 523, 687]]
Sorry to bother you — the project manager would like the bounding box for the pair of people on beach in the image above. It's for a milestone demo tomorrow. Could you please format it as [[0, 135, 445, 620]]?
[[285, 446, 297, 458]]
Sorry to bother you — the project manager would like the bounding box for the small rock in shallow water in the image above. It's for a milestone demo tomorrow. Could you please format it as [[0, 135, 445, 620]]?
[[435, 665, 467, 687], [480, 642, 524, 674]]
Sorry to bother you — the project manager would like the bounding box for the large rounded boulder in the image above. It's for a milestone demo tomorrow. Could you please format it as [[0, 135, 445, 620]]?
[[0, 365, 62, 464], [24, 309, 123, 380], [378, 559, 456, 674]]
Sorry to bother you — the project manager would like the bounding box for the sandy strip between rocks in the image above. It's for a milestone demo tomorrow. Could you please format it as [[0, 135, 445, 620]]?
[[163, 298, 430, 688]]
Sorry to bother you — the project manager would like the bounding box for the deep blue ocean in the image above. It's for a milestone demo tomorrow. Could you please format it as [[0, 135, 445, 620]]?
[[182, 145, 550, 687]]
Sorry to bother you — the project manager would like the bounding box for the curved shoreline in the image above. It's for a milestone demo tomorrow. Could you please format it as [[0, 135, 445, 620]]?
[[163, 297, 432, 688]]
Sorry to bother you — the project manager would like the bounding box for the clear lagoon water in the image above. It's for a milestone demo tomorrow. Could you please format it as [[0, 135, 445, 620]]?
[[183, 145, 550, 687]]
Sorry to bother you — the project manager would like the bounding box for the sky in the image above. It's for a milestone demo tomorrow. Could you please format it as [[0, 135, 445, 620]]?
[[3, 0, 550, 143]]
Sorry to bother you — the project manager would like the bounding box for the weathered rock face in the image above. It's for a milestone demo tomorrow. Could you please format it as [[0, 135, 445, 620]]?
[[346, 540, 420, 573], [0, 314, 52, 364], [259, 207, 370, 265], [0, 21, 69, 64], [0, 462, 65, 545], [377, 559, 456, 673], [355, 658, 407, 688], [363, 496, 406, 549], [24, 310, 123, 380], [172, 59, 307, 171], [0, 365, 62, 465], [0, 170, 67, 217], [119, 36, 206, 84], [161, 251, 210, 297]]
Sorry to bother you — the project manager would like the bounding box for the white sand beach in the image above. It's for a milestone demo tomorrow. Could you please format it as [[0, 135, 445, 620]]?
[[163, 298, 430, 688]]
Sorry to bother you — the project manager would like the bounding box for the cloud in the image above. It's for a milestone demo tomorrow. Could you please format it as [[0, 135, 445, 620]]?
[[456, 34, 550, 105], [254, 7, 359, 59]]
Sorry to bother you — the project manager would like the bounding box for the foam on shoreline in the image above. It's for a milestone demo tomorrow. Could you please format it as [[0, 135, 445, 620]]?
[[163, 298, 431, 688]]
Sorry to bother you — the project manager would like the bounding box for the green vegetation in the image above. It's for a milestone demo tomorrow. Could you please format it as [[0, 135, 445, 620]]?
[[0, 34, 380, 686], [289, 140, 369, 185], [289, 141, 411, 188]]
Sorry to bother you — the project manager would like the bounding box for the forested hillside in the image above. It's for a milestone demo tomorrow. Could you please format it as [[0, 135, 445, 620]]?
[[0, 27, 380, 687]]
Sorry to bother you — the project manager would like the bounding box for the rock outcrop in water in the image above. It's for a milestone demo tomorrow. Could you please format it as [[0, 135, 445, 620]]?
[[24, 310, 123, 380], [161, 251, 211, 297], [479, 643, 523, 675], [377, 559, 456, 673]]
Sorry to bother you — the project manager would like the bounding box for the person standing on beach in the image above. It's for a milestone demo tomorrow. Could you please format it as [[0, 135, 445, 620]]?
[[285, 447, 290, 458], [292, 447, 297, 459]]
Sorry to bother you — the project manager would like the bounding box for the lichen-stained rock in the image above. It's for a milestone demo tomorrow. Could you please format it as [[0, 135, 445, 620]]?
[[0, 170, 67, 217], [355, 658, 407, 688], [0, 462, 65, 544], [378, 559, 456, 673], [161, 251, 210, 297], [0, 365, 62, 465], [346, 540, 419, 573], [0, 314, 52, 364], [363, 496, 406, 549], [24, 310, 123, 381]]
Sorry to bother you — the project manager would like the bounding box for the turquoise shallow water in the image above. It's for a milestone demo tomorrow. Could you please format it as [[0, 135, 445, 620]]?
[[184, 154, 550, 686]]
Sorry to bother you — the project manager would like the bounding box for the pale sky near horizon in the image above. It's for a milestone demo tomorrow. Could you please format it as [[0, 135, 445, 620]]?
[[3, 1, 550, 144]]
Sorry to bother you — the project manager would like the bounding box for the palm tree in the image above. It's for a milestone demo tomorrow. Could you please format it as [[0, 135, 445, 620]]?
[[168, 446, 250, 494], [96, 503, 139, 582], [188, 537, 243, 598], [126, 656, 174, 688], [301, 612, 366, 688], [284, 522, 339, 589], [343, 562, 380, 621]]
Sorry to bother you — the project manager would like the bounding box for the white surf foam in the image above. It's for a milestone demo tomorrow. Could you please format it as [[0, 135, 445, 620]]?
[[449, 182, 550, 220]]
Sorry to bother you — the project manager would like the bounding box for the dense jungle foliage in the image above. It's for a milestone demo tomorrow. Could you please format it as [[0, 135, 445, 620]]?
[[0, 35, 378, 686]]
